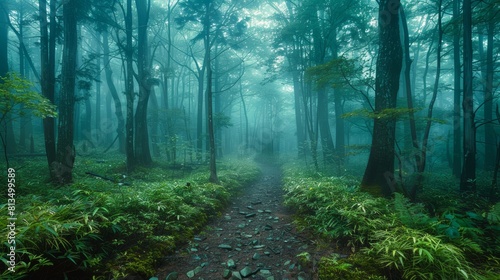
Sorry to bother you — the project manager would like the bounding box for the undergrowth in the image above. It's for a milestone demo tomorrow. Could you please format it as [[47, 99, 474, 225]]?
[[282, 160, 500, 280], [0, 155, 260, 279]]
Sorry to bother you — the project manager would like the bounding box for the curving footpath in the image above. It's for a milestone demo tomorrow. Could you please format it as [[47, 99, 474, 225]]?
[[156, 161, 314, 280]]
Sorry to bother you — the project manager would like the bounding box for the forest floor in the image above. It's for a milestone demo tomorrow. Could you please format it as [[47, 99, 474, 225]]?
[[155, 158, 329, 280]]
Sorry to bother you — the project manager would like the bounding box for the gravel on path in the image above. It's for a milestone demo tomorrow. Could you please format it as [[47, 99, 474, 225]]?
[[155, 159, 318, 280]]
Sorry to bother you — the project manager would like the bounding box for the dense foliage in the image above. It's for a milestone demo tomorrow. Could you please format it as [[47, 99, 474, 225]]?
[[282, 160, 500, 279], [0, 156, 259, 279]]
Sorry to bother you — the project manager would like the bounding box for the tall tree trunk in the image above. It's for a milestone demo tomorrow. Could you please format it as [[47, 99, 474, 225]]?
[[420, 0, 443, 176], [317, 88, 335, 164], [196, 69, 205, 161], [0, 0, 12, 163], [311, 6, 334, 165], [331, 29, 345, 167], [134, 0, 153, 166], [453, 0, 462, 177], [292, 63, 306, 157], [102, 29, 125, 152], [483, 15, 495, 170], [401, 6, 419, 159], [149, 87, 160, 157], [334, 89, 345, 166], [95, 32, 101, 141], [125, 0, 135, 171], [18, 5, 28, 151], [0, 2, 16, 156], [83, 82, 92, 144], [361, 0, 403, 197], [55, 0, 78, 184], [39, 0, 57, 178], [204, 2, 218, 183], [239, 80, 249, 154], [460, 0, 476, 192]]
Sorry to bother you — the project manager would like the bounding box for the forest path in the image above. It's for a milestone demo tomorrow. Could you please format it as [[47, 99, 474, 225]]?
[[156, 158, 316, 280]]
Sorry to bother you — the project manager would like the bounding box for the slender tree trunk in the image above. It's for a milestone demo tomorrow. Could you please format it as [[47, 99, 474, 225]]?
[[292, 65, 306, 157], [134, 0, 153, 166], [421, 0, 443, 174], [204, 3, 218, 183], [102, 29, 125, 152], [401, 6, 419, 156], [239, 81, 249, 154], [453, 0, 462, 177], [361, 0, 403, 197], [39, 0, 57, 178], [483, 16, 495, 170], [303, 84, 319, 170], [460, 0, 476, 192], [311, 6, 335, 165], [95, 33, 101, 140], [0, 0, 11, 163], [150, 87, 160, 157], [18, 6, 27, 150], [83, 92, 92, 142], [55, 0, 78, 184], [334, 88, 345, 166], [125, 0, 135, 171], [317, 88, 335, 164], [0, 2, 16, 156], [196, 69, 205, 161]]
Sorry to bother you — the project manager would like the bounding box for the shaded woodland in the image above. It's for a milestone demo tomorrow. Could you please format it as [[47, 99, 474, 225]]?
[[1, 0, 500, 279]]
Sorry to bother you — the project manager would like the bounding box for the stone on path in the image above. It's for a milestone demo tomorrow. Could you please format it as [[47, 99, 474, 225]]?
[[222, 269, 231, 279], [240, 266, 260, 278], [218, 244, 232, 250], [239, 267, 252, 278], [165, 272, 178, 280], [259, 269, 272, 277], [227, 259, 236, 269], [231, 271, 242, 280]]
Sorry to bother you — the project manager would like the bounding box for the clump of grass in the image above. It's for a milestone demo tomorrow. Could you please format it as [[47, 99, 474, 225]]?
[[0, 156, 260, 279], [282, 161, 498, 279]]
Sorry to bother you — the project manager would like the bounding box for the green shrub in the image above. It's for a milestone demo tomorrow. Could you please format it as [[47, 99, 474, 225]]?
[[318, 253, 386, 280], [283, 175, 394, 246], [0, 193, 110, 278], [1, 156, 260, 278], [363, 227, 483, 280], [281, 161, 498, 279]]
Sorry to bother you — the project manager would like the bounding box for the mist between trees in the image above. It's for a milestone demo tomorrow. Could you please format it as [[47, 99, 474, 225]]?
[[0, 0, 499, 198]]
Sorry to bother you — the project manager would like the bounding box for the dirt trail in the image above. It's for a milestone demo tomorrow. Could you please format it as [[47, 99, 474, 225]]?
[[156, 159, 315, 280]]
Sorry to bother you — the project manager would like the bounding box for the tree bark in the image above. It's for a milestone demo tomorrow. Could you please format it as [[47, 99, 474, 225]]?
[[453, 0, 462, 177], [460, 0, 476, 192], [39, 0, 57, 178], [483, 14, 495, 170], [361, 0, 402, 197], [204, 1, 218, 183], [196, 68, 205, 161], [102, 29, 125, 152], [55, 0, 78, 184], [134, 0, 153, 166], [95, 32, 101, 140], [125, 0, 135, 171], [292, 63, 306, 157]]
